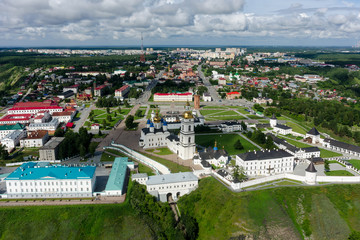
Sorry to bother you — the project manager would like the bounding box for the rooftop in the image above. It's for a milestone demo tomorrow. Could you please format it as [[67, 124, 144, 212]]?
[[105, 157, 132, 191], [237, 149, 293, 161], [0, 123, 25, 131], [147, 172, 198, 185], [39, 137, 64, 150], [5, 162, 96, 180]]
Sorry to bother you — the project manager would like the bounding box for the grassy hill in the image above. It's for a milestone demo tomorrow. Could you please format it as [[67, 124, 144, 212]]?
[[178, 177, 360, 240], [0, 203, 153, 240], [0, 64, 26, 90]]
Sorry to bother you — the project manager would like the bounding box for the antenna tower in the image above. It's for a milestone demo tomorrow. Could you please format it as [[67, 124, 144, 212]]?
[[140, 32, 145, 62]]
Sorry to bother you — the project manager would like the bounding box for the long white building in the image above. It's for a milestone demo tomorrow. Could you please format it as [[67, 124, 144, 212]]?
[[153, 92, 192, 102], [236, 149, 295, 177], [5, 162, 96, 199]]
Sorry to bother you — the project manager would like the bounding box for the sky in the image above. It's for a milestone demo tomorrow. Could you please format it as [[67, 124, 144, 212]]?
[[1, 0, 360, 47]]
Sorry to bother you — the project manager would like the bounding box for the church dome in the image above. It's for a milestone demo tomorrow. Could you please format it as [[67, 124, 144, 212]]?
[[183, 111, 193, 119], [153, 111, 161, 123]]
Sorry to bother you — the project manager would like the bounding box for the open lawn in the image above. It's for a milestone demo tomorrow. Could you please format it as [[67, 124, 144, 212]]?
[[100, 152, 116, 162], [0, 203, 153, 240], [134, 109, 146, 120], [211, 110, 238, 116], [348, 160, 360, 170], [206, 115, 246, 121], [178, 177, 360, 240], [280, 137, 312, 148], [325, 170, 354, 176], [200, 110, 222, 115], [141, 152, 191, 173], [195, 134, 259, 155], [247, 115, 263, 119], [285, 121, 307, 135], [146, 147, 173, 155], [202, 106, 229, 109]]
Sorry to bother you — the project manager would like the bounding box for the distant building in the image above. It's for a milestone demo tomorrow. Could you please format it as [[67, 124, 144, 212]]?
[[270, 114, 292, 135], [20, 130, 49, 148], [57, 90, 74, 99], [219, 121, 242, 132], [0, 123, 25, 139], [202, 93, 212, 102], [236, 149, 294, 176], [5, 162, 96, 199], [153, 92, 193, 102], [94, 85, 108, 97], [52, 111, 76, 123], [8, 101, 63, 115], [193, 143, 229, 168], [226, 91, 241, 100], [252, 97, 273, 105], [39, 137, 65, 161], [63, 84, 79, 94], [115, 85, 130, 99], [1, 130, 27, 152]]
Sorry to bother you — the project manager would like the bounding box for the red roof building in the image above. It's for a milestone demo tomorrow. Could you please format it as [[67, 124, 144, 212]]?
[[153, 92, 193, 102], [226, 91, 241, 100]]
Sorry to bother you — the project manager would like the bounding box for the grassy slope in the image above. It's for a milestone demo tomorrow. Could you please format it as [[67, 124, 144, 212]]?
[[0, 204, 152, 240], [178, 177, 360, 240], [196, 134, 259, 155]]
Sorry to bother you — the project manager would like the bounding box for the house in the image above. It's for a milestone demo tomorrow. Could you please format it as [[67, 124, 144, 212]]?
[[63, 84, 79, 94], [52, 111, 76, 123], [57, 90, 74, 99], [218, 78, 227, 85], [226, 91, 241, 100], [20, 130, 49, 148], [236, 149, 294, 177], [5, 162, 96, 199], [202, 93, 212, 102]]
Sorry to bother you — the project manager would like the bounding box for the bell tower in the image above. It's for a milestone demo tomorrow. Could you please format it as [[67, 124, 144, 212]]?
[[179, 102, 196, 160]]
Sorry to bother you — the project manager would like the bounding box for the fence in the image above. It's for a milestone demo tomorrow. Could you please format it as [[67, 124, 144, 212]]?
[[105, 143, 171, 175]]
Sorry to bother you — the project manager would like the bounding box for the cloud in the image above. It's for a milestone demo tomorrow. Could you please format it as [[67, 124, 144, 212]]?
[[0, 0, 360, 45]]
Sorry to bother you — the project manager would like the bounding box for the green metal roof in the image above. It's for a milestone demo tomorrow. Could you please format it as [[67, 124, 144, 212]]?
[[0, 123, 25, 131], [105, 157, 132, 192]]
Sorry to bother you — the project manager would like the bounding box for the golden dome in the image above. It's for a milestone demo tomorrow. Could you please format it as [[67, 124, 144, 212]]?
[[183, 111, 193, 119], [153, 111, 161, 123]]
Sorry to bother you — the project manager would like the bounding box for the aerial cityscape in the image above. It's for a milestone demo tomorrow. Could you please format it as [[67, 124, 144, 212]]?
[[1, 0, 360, 240]]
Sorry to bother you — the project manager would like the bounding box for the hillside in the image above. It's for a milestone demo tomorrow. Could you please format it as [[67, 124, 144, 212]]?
[[178, 178, 360, 240], [0, 64, 26, 90], [0, 204, 153, 240]]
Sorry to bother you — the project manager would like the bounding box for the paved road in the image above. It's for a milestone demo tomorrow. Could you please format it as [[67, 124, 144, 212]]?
[[73, 103, 94, 132], [198, 65, 220, 102]]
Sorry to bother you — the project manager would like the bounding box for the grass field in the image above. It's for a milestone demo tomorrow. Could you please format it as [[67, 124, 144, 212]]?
[[146, 147, 173, 155], [348, 160, 360, 170], [178, 177, 360, 240], [195, 134, 259, 155], [205, 115, 246, 121], [247, 115, 263, 119], [0, 204, 153, 240], [285, 121, 307, 134], [140, 152, 191, 173], [100, 152, 116, 162], [325, 170, 354, 176]]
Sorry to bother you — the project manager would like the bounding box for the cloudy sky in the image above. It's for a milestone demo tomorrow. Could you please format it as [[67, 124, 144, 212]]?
[[1, 0, 360, 47]]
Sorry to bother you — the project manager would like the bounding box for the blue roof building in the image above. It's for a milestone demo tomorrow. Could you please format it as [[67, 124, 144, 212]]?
[[5, 162, 96, 199], [104, 157, 134, 196]]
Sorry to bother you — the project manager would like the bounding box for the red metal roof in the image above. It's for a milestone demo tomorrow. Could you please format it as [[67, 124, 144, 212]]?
[[154, 92, 192, 96], [116, 85, 130, 92], [66, 122, 74, 127], [227, 91, 240, 95]]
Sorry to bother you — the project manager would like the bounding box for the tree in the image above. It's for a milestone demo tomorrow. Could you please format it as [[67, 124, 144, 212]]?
[[240, 121, 247, 131], [349, 231, 360, 240], [106, 107, 110, 114], [124, 100, 130, 108], [79, 144, 86, 157], [324, 160, 330, 172], [54, 127, 65, 137], [106, 114, 112, 122], [102, 119, 108, 129], [0, 144, 9, 160], [234, 139, 244, 150], [232, 165, 247, 182], [135, 109, 143, 117], [118, 106, 122, 114], [89, 142, 97, 156], [125, 115, 134, 129], [265, 136, 275, 149]]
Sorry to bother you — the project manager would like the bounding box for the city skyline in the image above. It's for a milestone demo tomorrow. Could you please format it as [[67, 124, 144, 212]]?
[[1, 0, 360, 47]]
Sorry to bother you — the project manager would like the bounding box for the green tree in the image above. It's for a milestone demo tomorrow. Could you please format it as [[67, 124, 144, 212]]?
[[135, 109, 143, 117], [79, 144, 86, 157], [106, 114, 112, 122], [118, 106, 122, 114], [240, 121, 247, 131], [125, 115, 134, 129], [265, 136, 275, 149], [54, 127, 65, 137], [124, 100, 130, 108], [102, 119, 108, 129], [0, 144, 9, 160], [234, 139, 244, 150], [106, 107, 110, 114], [324, 160, 330, 172], [348, 231, 360, 240], [89, 142, 97, 156]]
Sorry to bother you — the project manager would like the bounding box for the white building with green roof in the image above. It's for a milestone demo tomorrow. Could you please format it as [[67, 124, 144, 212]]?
[[104, 157, 134, 196], [0, 123, 25, 139]]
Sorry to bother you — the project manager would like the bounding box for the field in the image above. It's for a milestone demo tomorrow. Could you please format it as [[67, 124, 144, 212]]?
[[0, 204, 153, 240], [146, 147, 173, 155], [178, 177, 360, 240], [285, 121, 307, 135], [200, 106, 249, 121], [195, 134, 259, 155]]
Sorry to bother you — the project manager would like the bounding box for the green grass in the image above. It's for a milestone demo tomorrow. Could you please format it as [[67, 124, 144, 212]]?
[[211, 110, 238, 116], [278, 137, 312, 148], [329, 160, 346, 167], [140, 152, 191, 173], [146, 147, 173, 155], [325, 170, 354, 176], [206, 115, 246, 121], [200, 110, 222, 115], [285, 121, 307, 135], [178, 177, 360, 240], [100, 152, 116, 162], [348, 160, 360, 170], [203, 106, 229, 109], [247, 115, 263, 119], [195, 134, 259, 155], [0, 203, 153, 239]]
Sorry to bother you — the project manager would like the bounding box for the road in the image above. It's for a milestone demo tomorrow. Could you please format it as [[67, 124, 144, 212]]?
[[198, 65, 220, 102], [73, 103, 94, 132], [131, 71, 163, 105], [19, 88, 32, 102]]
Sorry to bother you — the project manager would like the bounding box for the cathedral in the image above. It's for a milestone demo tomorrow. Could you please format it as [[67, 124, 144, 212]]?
[[139, 102, 196, 160]]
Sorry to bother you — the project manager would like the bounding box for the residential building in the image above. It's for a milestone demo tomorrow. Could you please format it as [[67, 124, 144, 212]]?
[[52, 111, 76, 123], [219, 121, 242, 132], [20, 130, 49, 148], [39, 137, 65, 161], [252, 97, 273, 104], [8, 101, 63, 114], [226, 91, 241, 100], [1, 130, 27, 152], [0, 114, 34, 125], [0, 123, 25, 139], [57, 90, 74, 99], [94, 85, 108, 97], [145, 172, 198, 202], [115, 85, 130, 99], [153, 92, 193, 102], [236, 149, 294, 177], [27, 118, 59, 134], [5, 162, 96, 199], [63, 84, 79, 94]]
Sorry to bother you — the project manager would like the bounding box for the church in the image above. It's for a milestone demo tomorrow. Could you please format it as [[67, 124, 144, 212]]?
[[139, 102, 196, 160]]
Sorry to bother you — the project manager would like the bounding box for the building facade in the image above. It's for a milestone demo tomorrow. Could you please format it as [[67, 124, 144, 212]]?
[[39, 137, 65, 161], [5, 162, 96, 199], [153, 92, 193, 102]]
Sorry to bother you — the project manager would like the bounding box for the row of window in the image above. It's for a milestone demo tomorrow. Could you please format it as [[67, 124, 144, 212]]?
[[9, 187, 90, 193], [8, 181, 91, 187], [149, 183, 197, 191], [246, 164, 291, 170], [246, 168, 292, 175]]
